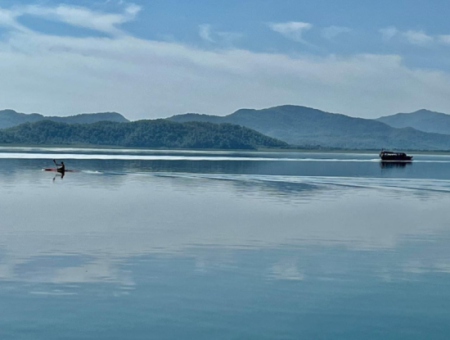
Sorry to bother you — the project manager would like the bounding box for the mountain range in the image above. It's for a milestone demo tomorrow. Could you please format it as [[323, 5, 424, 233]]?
[[377, 109, 450, 135], [170, 106, 450, 150], [0, 109, 128, 129], [3, 106, 450, 150]]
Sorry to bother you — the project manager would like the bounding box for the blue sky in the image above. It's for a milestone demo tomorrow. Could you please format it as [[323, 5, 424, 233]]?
[[0, 0, 450, 119]]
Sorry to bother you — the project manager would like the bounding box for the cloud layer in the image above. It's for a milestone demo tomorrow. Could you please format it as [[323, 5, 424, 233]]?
[[0, 4, 450, 119]]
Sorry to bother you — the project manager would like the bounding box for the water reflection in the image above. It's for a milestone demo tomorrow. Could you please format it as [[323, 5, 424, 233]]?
[[52, 172, 65, 181], [2, 235, 450, 339], [1, 167, 450, 284], [379, 161, 412, 169]]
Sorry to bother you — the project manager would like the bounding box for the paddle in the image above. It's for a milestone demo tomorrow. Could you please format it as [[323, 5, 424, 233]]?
[[53, 159, 63, 171]]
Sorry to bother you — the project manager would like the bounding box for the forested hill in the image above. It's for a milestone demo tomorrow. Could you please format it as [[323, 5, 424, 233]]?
[[0, 120, 288, 149], [0, 110, 129, 129], [377, 109, 450, 135], [170, 105, 450, 150]]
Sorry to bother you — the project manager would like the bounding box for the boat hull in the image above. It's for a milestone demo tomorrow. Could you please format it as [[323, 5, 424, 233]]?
[[379, 150, 413, 162]]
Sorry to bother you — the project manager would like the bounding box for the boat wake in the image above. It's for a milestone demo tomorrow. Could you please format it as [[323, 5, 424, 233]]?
[[151, 172, 450, 193]]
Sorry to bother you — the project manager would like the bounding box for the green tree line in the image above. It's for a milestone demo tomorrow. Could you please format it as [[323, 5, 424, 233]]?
[[0, 120, 288, 149]]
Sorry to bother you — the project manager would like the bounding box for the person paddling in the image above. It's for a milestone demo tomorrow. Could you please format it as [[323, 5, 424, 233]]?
[[53, 159, 65, 172]]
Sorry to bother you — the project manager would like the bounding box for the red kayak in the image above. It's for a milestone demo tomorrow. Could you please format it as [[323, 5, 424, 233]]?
[[43, 168, 77, 172]]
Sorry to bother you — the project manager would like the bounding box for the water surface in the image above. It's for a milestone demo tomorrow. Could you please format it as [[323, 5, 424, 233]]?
[[1, 148, 450, 339]]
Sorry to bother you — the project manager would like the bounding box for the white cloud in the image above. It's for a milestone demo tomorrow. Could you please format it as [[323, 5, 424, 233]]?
[[380, 27, 439, 46], [199, 24, 214, 43], [5, 3, 141, 36], [0, 8, 16, 27], [379, 26, 398, 42], [403, 30, 434, 45], [124, 3, 141, 16], [0, 7, 31, 32], [199, 24, 242, 45], [3, 31, 450, 119], [269, 21, 312, 43], [321, 25, 351, 40]]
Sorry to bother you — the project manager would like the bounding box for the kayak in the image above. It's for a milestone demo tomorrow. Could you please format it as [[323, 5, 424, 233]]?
[[43, 168, 76, 172]]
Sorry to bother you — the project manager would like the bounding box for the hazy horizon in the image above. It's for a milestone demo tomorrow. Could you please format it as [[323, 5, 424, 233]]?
[[0, 105, 445, 121]]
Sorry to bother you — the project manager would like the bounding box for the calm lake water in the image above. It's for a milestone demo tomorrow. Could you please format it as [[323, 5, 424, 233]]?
[[1, 147, 450, 339]]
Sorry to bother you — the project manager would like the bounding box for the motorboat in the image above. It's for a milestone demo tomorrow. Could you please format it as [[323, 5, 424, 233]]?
[[379, 150, 413, 161]]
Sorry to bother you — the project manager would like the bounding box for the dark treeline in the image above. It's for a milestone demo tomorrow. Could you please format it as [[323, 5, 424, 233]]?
[[0, 120, 288, 149]]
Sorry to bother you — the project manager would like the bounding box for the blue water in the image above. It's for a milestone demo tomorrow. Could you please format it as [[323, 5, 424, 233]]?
[[1, 148, 450, 339]]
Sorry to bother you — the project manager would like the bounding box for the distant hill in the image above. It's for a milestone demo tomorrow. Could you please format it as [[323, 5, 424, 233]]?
[[0, 120, 288, 149], [0, 110, 129, 129], [170, 105, 450, 150], [377, 109, 450, 135]]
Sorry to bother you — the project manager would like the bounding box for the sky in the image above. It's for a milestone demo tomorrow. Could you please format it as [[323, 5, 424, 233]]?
[[1, 0, 450, 120]]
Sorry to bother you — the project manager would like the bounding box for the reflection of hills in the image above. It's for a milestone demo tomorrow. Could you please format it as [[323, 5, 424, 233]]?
[[1, 156, 450, 291]]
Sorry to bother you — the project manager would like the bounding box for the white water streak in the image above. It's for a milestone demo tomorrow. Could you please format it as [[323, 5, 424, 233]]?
[[0, 152, 381, 162]]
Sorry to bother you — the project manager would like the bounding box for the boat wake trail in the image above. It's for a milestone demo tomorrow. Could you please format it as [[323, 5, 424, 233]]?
[[152, 173, 450, 193], [0, 153, 381, 162]]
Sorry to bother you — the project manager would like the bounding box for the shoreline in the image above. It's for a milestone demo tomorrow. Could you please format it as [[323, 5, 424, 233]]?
[[0, 144, 449, 155]]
